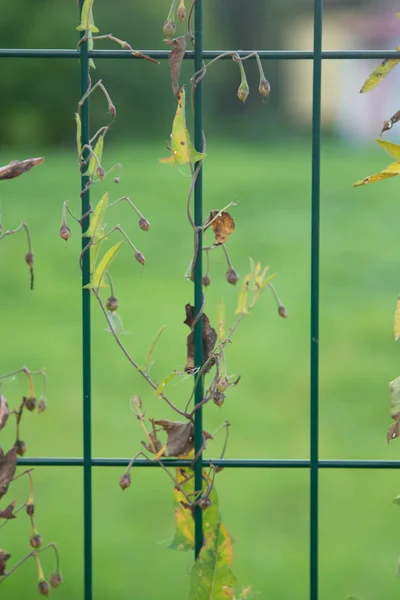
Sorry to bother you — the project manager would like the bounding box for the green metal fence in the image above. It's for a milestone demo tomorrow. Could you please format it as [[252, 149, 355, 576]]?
[[3, 1, 400, 599]]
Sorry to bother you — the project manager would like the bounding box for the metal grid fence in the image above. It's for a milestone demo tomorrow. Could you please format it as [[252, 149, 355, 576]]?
[[2, 1, 399, 599]]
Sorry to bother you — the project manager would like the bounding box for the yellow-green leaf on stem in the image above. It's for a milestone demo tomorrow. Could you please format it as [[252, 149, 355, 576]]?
[[376, 138, 400, 161], [76, 0, 99, 33], [235, 274, 251, 315], [84, 134, 104, 179], [154, 372, 178, 397], [160, 88, 206, 167], [75, 113, 82, 161], [141, 325, 167, 374], [360, 47, 400, 93], [85, 241, 122, 291], [353, 161, 400, 187], [85, 192, 109, 238]]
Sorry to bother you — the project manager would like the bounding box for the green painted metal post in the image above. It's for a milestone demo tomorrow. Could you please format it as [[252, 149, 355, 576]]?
[[193, 0, 204, 559], [310, 0, 323, 599], [79, 3, 93, 599]]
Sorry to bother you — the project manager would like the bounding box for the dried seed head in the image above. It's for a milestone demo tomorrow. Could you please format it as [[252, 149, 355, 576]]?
[[26, 502, 34, 517], [113, 177, 120, 184], [25, 251, 34, 267], [38, 580, 50, 597], [59, 223, 71, 241], [30, 533, 42, 549], [213, 390, 225, 408], [177, 2, 186, 21], [50, 573, 63, 589], [25, 396, 37, 412], [216, 376, 229, 393], [199, 497, 212, 510], [163, 19, 176, 38], [119, 472, 131, 491], [278, 304, 287, 318], [237, 82, 249, 104], [135, 251, 145, 266], [96, 166, 105, 179], [138, 217, 150, 231], [106, 295, 119, 312], [16, 439, 27, 457], [38, 398, 47, 414], [202, 274, 211, 287], [226, 268, 239, 286], [259, 78, 271, 98]]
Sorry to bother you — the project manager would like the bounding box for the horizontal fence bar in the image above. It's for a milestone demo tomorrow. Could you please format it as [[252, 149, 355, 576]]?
[[16, 458, 400, 469], [1, 49, 400, 60]]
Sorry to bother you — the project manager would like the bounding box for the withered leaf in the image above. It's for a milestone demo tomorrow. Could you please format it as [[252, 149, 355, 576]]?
[[207, 210, 235, 245], [151, 419, 213, 457], [388, 416, 400, 443], [142, 430, 163, 455], [184, 304, 217, 373], [0, 551, 11, 576], [165, 35, 186, 97], [382, 109, 400, 135], [0, 447, 17, 499], [0, 157, 44, 180], [0, 395, 9, 432], [0, 500, 16, 520]]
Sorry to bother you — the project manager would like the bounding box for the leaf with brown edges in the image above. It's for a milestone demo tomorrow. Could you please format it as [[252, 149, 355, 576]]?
[[184, 304, 217, 373], [207, 211, 235, 245], [0, 447, 17, 499], [0, 157, 44, 180], [166, 35, 186, 97]]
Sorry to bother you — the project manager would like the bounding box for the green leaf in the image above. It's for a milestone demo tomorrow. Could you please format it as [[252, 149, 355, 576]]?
[[76, 0, 99, 33], [84, 134, 104, 179], [160, 88, 206, 167], [75, 113, 82, 161], [360, 47, 400, 93], [169, 468, 226, 553], [189, 522, 237, 600], [392, 495, 400, 505], [105, 311, 128, 335], [235, 274, 251, 315], [85, 192, 109, 238], [376, 138, 400, 161], [85, 241, 122, 291], [141, 325, 166, 374], [154, 372, 178, 397]]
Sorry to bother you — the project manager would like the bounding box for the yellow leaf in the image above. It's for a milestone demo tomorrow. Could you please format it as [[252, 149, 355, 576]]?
[[76, 0, 99, 33], [235, 273, 251, 315], [84, 134, 104, 179], [85, 192, 109, 238], [154, 372, 177, 397], [353, 162, 400, 187], [160, 88, 206, 167], [360, 47, 400, 93], [395, 297, 400, 341], [376, 138, 400, 161], [88, 241, 123, 290]]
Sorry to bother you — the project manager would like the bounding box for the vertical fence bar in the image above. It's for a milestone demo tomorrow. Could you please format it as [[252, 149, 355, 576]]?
[[79, 3, 93, 598], [310, 1, 323, 599], [193, 0, 204, 559]]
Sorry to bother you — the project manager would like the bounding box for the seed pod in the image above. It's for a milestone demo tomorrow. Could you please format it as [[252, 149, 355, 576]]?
[[216, 376, 229, 393], [177, 0, 186, 21], [25, 252, 34, 267], [26, 503, 34, 517], [138, 217, 150, 231], [106, 296, 119, 312], [38, 580, 50, 597], [237, 82, 249, 104], [278, 304, 288, 318], [59, 223, 71, 241], [202, 274, 211, 287], [226, 268, 239, 286], [213, 390, 225, 408], [96, 166, 105, 179], [30, 533, 42, 549], [135, 251, 145, 266], [109, 104, 117, 118], [163, 18, 176, 38], [113, 177, 120, 184], [25, 396, 37, 412], [119, 472, 131, 491], [38, 399, 47, 414], [50, 573, 63, 589], [199, 497, 212, 510], [16, 439, 27, 456], [259, 78, 271, 98]]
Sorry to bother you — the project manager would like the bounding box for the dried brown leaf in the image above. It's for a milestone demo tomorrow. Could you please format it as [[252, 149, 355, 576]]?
[[0, 395, 9, 432], [184, 305, 217, 373], [388, 415, 400, 443], [165, 35, 186, 97], [142, 430, 163, 455], [0, 551, 11, 576], [0, 500, 16, 520], [0, 157, 44, 180], [0, 447, 17, 499], [207, 210, 235, 245], [151, 419, 213, 457]]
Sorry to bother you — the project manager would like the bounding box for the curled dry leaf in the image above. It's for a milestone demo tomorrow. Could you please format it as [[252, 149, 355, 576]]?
[[0, 447, 17, 499], [0, 157, 44, 180], [0, 500, 16, 520], [184, 304, 217, 373], [165, 35, 186, 97], [388, 376, 400, 443], [150, 419, 213, 457], [207, 210, 235, 245], [0, 395, 9, 431], [0, 551, 11, 576]]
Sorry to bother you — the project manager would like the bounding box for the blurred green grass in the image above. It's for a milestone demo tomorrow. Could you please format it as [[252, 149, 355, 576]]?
[[1, 139, 400, 599]]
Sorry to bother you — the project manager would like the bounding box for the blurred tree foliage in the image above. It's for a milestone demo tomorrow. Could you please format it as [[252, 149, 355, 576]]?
[[0, 0, 308, 147]]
